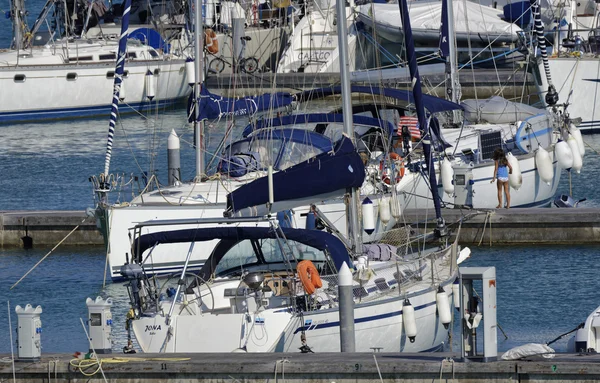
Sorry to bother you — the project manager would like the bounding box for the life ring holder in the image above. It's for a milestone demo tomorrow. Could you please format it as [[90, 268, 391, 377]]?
[[205, 29, 219, 55], [380, 152, 405, 185], [296, 260, 323, 295]]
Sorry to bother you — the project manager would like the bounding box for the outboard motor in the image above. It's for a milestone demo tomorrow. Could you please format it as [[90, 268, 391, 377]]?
[[553, 194, 586, 208], [120, 260, 147, 315], [545, 85, 559, 106]]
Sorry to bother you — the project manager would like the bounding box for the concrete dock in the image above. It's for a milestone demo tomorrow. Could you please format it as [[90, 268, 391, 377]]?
[[2, 351, 600, 382], [1, 208, 599, 249]]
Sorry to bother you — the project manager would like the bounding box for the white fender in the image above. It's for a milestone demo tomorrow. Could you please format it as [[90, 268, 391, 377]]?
[[379, 197, 391, 224], [390, 192, 402, 219], [185, 57, 195, 86], [118, 79, 126, 101], [362, 197, 375, 235], [402, 299, 417, 342], [554, 140, 573, 170], [535, 147, 553, 184], [451, 278, 460, 309], [506, 152, 522, 190], [145, 70, 156, 100], [568, 134, 583, 173], [570, 123, 585, 157], [441, 158, 454, 195], [436, 286, 452, 329]]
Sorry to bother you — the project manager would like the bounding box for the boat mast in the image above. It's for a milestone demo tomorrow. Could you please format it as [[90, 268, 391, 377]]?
[[10, 0, 27, 50], [335, 0, 362, 254], [398, 0, 447, 236], [194, 0, 205, 180], [101, 0, 132, 180], [441, 0, 460, 104]]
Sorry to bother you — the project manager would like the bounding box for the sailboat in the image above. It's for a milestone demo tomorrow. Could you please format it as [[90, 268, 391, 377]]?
[[529, 0, 600, 133], [383, 0, 577, 210], [91, 2, 400, 281], [0, 0, 191, 123], [118, 0, 462, 352]]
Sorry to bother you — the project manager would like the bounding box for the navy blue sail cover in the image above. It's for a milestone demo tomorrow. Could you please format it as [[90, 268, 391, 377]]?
[[188, 86, 293, 121], [295, 86, 462, 114], [132, 226, 352, 273], [241, 113, 396, 137], [226, 135, 365, 216], [439, 0, 450, 57]]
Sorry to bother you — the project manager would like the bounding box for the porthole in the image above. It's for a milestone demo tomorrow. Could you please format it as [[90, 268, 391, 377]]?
[[14, 74, 25, 82], [153, 68, 160, 76], [66, 72, 78, 81], [107, 70, 129, 79]]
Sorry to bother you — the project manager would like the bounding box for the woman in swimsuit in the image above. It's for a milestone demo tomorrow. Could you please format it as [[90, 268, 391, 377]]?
[[491, 148, 513, 208]]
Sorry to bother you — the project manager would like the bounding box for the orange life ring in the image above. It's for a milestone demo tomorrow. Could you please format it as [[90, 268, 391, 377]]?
[[380, 153, 405, 185], [205, 29, 219, 54], [297, 260, 323, 295]]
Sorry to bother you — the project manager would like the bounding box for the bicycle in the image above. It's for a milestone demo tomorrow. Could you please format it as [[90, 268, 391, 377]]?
[[205, 35, 260, 75]]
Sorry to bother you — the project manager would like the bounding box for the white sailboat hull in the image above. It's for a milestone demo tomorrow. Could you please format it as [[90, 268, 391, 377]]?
[[396, 153, 561, 209], [103, 182, 393, 281], [535, 57, 600, 132], [0, 49, 190, 122], [132, 284, 452, 353]]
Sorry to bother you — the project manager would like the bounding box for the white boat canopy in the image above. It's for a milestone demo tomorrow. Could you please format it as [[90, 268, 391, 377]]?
[[357, 1, 522, 43]]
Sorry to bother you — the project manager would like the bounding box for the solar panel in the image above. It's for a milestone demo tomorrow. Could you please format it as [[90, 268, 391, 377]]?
[[480, 131, 503, 160]]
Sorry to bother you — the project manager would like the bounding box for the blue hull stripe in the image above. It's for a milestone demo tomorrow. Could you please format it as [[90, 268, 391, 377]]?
[[578, 120, 600, 133], [293, 300, 437, 334], [0, 97, 186, 123]]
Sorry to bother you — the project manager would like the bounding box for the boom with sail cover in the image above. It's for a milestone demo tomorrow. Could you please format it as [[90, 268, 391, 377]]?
[[187, 86, 293, 121], [225, 136, 365, 217]]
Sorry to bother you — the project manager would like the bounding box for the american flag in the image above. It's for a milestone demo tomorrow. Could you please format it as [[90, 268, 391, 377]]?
[[398, 116, 421, 140]]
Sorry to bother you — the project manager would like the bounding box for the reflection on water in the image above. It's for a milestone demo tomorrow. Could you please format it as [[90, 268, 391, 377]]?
[[1, 244, 599, 354]]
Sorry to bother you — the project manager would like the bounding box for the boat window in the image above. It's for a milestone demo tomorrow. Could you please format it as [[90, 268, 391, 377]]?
[[149, 50, 159, 58], [214, 238, 328, 277], [248, 139, 283, 168], [127, 52, 137, 59], [153, 68, 160, 76], [214, 240, 258, 275], [259, 238, 327, 264], [13, 74, 26, 82], [277, 141, 324, 170], [66, 73, 78, 81], [69, 56, 93, 61], [106, 70, 129, 79], [99, 53, 117, 60]]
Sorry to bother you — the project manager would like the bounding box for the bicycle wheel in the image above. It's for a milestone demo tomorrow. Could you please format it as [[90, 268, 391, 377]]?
[[208, 57, 226, 74], [240, 57, 259, 74]]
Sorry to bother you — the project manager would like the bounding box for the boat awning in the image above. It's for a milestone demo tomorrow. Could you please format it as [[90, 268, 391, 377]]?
[[295, 86, 463, 114], [133, 225, 352, 275]]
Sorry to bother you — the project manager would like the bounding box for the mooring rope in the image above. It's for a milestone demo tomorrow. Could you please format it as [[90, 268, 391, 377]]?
[[11, 217, 88, 290]]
